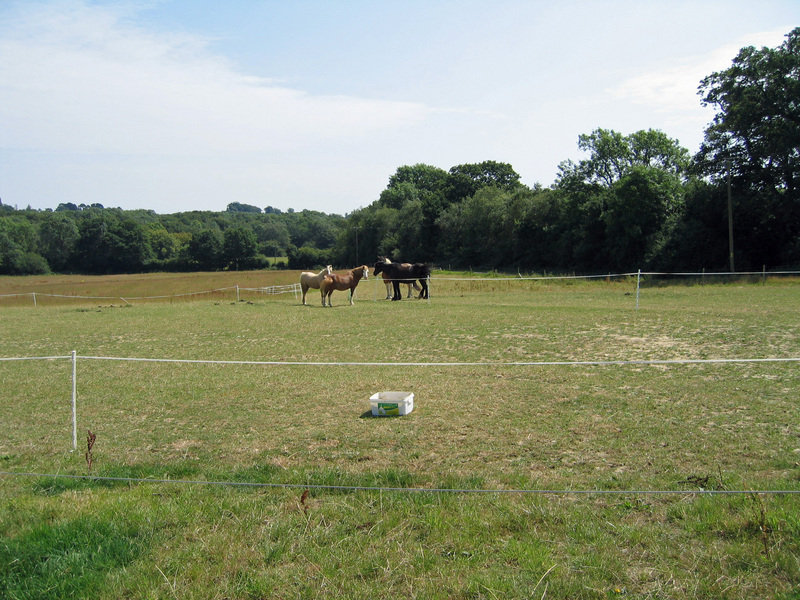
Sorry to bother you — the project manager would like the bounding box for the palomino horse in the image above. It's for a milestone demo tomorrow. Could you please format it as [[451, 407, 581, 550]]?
[[377, 256, 421, 299], [299, 265, 333, 305], [319, 265, 369, 307], [373, 260, 430, 301]]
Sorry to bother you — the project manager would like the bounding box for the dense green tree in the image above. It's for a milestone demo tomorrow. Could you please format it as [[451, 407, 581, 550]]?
[[72, 214, 152, 274], [387, 164, 449, 193], [561, 128, 690, 188], [146, 226, 178, 262], [437, 187, 510, 267], [252, 217, 290, 257], [284, 210, 342, 249], [652, 180, 729, 271], [39, 214, 79, 272], [514, 188, 565, 270], [0, 217, 38, 253], [227, 202, 262, 213], [445, 161, 522, 204], [696, 27, 800, 267], [554, 129, 692, 271], [0, 216, 49, 274], [111, 219, 153, 272], [391, 200, 426, 262], [286, 244, 331, 270], [221, 225, 258, 270], [332, 205, 398, 266], [603, 166, 685, 270], [0, 230, 23, 274], [188, 229, 223, 271], [378, 181, 420, 210]]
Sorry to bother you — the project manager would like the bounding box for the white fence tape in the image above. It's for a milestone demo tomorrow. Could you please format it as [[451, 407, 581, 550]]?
[[2, 353, 799, 452], [3, 270, 798, 306], [2, 352, 798, 496], [1, 284, 302, 305]]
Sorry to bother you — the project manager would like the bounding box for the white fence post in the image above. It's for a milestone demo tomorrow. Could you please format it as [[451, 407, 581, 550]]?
[[635, 269, 641, 311], [71, 350, 77, 451]]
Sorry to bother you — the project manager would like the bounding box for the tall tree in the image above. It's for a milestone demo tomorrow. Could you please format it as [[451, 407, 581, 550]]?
[[445, 161, 522, 205], [696, 28, 800, 267]]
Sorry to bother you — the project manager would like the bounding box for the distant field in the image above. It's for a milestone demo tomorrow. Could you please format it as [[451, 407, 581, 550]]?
[[1, 271, 798, 599]]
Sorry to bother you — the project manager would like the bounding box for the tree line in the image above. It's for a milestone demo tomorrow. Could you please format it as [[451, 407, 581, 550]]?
[[2, 29, 798, 276]]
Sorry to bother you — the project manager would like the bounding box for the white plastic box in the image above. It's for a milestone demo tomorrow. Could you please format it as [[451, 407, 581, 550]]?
[[370, 391, 414, 416]]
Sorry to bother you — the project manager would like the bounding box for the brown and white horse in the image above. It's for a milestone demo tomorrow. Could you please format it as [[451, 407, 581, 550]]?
[[299, 265, 333, 305], [319, 265, 369, 307]]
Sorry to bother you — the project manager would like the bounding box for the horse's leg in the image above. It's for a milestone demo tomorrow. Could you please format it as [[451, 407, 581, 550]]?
[[301, 283, 308, 305], [418, 278, 429, 299], [392, 281, 401, 301], [349, 286, 355, 306], [320, 287, 327, 307], [405, 283, 413, 298], [384, 280, 392, 300]]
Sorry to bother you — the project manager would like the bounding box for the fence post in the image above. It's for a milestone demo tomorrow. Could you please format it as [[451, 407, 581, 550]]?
[[32, 292, 37, 307], [71, 350, 77, 451], [236, 285, 240, 302], [635, 269, 641, 311]]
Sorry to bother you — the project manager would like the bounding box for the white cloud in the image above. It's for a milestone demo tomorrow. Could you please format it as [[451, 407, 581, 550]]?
[[600, 29, 791, 150], [608, 30, 789, 116], [0, 1, 434, 157]]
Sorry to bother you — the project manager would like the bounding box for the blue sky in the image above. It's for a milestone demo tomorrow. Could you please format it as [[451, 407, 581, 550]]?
[[1, 1, 798, 215]]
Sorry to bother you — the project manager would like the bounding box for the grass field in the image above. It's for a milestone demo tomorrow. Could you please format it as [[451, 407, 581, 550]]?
[[1, 271, 799, 599]]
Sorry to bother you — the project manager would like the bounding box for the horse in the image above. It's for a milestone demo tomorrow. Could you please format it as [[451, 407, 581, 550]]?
[[377, 256, 421, 299], [373, 260, 430, 301], [319, 265, 369, 307], [299, 265, 333, 305]]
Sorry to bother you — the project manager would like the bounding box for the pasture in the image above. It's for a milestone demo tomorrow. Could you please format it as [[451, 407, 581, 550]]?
[[1, 271, 799, 599]]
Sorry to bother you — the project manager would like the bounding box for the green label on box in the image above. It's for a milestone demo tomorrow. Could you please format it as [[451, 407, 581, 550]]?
[[378, 402, 400, 415]]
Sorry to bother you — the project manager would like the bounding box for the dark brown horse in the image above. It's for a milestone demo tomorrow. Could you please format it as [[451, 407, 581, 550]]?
[[373, 260, 430, 301], [319, 265, 369, 307], [377, 256, 421, 299]]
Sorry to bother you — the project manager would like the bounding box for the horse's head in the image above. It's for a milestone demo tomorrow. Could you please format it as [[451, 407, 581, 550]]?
[[373, 261, 385, 276], [378, 256, 392, 264], [359, 265, 369, 280], [325, 265, 333, 275]]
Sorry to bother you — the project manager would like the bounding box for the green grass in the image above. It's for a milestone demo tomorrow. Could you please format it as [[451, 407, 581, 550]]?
[[1, 272, 799, 598]]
